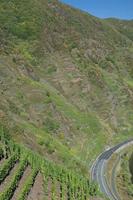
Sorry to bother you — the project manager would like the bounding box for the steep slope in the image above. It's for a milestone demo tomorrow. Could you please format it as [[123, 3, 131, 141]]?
[[0, 0, 133, 176], [106, 18, 133, 41], [0, 133, 97, 200], [116, 148, 133, 200]]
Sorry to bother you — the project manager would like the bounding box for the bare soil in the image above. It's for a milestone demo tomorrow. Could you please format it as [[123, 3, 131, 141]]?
[[47, 178, 52, 200], [27, 172, 45, 200], [0, 162, 19, 193], [11, 166, 31, 200]]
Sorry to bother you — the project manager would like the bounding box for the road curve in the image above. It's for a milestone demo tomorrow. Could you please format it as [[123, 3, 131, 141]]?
[[91, 139, 133, 200]]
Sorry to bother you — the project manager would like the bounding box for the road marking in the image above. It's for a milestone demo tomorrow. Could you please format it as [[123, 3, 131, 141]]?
[[91, 139, 133, 200]]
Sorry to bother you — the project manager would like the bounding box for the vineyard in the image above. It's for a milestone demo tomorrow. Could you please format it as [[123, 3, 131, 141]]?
[[0, 132, 98, 200]]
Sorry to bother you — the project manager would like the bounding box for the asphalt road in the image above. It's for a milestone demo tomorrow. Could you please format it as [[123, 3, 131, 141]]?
[[91, 139, 133, 200]]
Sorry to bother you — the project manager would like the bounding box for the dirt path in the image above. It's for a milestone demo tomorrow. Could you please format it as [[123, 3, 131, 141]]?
[[27, 172, 45, 200], [11, 166, 31, 200], [0, 162, 19, 193]]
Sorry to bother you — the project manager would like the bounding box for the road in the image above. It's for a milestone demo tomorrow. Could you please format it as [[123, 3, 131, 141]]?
[[91, 139, 133, 200]]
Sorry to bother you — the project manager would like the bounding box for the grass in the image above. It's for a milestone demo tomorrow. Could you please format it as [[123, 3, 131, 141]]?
[[116, 148, 133, 199], [23, 77, 107, 161]]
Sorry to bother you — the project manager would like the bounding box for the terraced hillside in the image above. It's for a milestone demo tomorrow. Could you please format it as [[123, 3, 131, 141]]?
[[0, 132, 98, 200]]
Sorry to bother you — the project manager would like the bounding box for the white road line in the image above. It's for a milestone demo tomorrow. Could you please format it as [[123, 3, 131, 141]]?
[[90, 139, 133, 200]]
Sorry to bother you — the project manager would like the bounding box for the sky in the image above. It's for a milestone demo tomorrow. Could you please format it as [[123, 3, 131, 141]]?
[[60, 0, 133, 20]]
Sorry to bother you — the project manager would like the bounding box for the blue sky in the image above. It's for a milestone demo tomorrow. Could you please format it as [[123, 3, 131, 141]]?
[[60, 0, 133, 19]]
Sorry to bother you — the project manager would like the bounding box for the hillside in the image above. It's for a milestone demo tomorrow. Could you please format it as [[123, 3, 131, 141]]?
[[0, 0, 133, 178], [116, 147, 133, 199], [0, 131, 97, 200]]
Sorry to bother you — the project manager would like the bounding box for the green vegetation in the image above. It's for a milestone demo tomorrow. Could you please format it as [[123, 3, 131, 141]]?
[[117, 150, 133, 199], [0, 0, 133, 197], [0, 154, 18, 183], [0, 131, 100, 199], [0, 158, 28, 200], [17, 169, 38, 200], [121, 154, 133, 196]]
